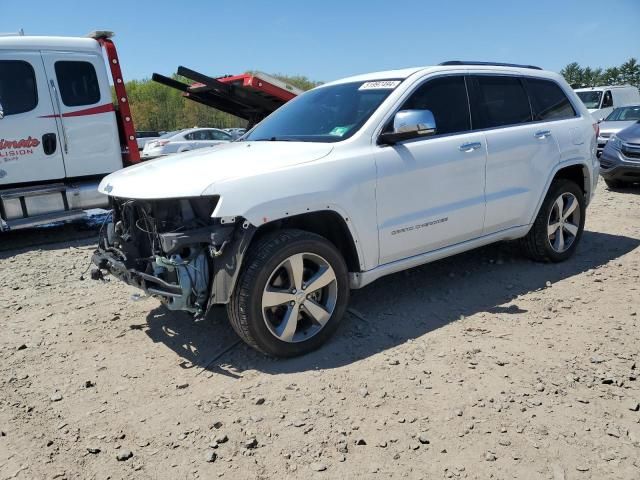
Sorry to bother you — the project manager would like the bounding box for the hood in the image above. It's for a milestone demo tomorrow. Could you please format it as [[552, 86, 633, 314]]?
[[598, 120, 638, 137], [99, 141, 333, 199], [616, 122, 640, 143]]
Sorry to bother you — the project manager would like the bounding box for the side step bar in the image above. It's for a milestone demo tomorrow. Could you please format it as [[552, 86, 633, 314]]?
[[2, 210, 87, 231], [0, 180, 108, 232]]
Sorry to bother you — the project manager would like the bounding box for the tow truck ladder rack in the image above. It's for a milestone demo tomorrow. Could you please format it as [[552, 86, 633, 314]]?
[[152, 68, 303, 127]]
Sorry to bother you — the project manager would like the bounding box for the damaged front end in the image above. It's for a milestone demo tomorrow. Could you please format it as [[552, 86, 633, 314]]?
[[92, 196, 255, 317]]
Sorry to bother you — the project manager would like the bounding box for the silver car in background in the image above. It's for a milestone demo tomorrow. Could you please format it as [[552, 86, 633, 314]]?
[[141, 128, 232, 159], [597, 105, 640, 156]]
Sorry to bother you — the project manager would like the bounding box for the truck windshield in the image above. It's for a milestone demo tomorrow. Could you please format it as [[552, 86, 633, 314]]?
[[244, 80, 401, 143], [576, 91, 602, 109], [604, 105, 640, 121]]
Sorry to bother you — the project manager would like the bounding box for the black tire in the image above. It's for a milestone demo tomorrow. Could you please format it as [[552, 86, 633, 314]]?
[[520, 179, 586, 263], [604, 178, 625, 189], [227, 229, 349, 357]]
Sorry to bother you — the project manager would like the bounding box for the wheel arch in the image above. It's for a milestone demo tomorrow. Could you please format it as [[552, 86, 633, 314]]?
[[530, 161, 591, 225], [252, 210, 363, 273]]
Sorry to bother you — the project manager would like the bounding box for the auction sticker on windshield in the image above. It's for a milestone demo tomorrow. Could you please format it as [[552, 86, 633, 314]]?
[[329, 126, 351, 136], [359, 80, 401, 90]]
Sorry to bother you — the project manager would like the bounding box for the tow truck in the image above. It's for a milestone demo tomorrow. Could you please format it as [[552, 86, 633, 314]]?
[[0, 30, 301, 232]]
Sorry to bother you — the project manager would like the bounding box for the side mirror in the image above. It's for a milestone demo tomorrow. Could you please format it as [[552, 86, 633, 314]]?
[[379, 109, 436, 145]]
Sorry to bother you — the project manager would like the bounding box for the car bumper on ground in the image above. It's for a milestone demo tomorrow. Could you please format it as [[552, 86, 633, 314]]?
[[599, 145, 640, 181]]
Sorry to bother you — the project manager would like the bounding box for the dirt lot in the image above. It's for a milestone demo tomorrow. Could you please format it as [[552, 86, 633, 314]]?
[[1, 181, 639, 480]]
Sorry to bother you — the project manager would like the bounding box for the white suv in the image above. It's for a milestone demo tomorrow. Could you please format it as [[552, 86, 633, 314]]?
[[93, 61, 598, 357]]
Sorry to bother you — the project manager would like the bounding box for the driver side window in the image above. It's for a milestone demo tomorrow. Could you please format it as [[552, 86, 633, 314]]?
[[398, 75, 471, 135]]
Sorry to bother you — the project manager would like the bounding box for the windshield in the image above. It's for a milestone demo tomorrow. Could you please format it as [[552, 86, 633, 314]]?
[[244, 80, 401, 142], [576, 91, 602, 109], [605, 105, 640, 121]]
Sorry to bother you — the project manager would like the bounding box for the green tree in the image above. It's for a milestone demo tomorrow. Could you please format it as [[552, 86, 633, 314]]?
[[601, 67, 621, 85], [560, 62, 583, 87], [560, 58, 640, 89], [619, 58, 640, 87], [270, 73, 323, 91]]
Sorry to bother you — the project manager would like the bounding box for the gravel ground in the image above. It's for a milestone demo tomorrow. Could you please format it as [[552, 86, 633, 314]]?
[[1, 181, 639, 480]]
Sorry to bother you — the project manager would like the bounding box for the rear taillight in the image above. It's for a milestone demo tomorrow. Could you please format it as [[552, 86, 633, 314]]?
[[593, 123, 599, 138], [154, 140, 170, 147]]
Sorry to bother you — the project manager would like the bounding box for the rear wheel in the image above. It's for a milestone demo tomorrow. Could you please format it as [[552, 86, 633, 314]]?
[[520, 179, 585, 262], [227, 229, 349, 357]]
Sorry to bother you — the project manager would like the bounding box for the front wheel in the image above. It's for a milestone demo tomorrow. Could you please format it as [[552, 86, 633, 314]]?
[[520, 179, 586, 262], [227, 229, 349, 357]]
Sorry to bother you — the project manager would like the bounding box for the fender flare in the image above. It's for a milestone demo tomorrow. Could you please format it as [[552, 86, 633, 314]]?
[[529, 159, 591, 225], [214, 197, 368, 271]]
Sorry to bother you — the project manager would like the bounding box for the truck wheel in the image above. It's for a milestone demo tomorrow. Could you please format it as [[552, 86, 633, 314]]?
[[520, 179, 585, 263], [227, 229, 349, 357]]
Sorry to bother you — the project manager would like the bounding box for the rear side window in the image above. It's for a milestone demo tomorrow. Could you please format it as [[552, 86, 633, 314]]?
[[185, 131, 208, 140], [55, 61, 100, 107], [400, 75, 470, 135], [526, 79, 576, 121], [210, 130, 231, 140], [0, 60, 38, 115], [471, 76, 532, 129]]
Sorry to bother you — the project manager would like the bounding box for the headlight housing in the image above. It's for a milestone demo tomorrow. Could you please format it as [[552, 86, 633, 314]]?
[[609, 135, 623, 151]]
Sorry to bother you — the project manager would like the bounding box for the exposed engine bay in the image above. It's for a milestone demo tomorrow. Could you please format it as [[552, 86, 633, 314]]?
[[92, 196, 254, 317]]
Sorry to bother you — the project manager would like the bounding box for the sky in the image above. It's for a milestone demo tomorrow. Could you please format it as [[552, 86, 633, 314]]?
[[2, 0, 639, 83]]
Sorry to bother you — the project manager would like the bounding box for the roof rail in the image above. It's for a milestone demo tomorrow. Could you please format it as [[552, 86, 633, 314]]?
[[0, 29, 24, 37], [439, 61, 542, 70]]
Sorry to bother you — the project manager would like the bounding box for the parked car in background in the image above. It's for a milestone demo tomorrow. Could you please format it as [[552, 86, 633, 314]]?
[[135, 130, 161, 151], [600, 121, 640, 188], [224, 128, 247, 140], [574, 85, 640, 121], [596, 105, 640, 156], [93, 61, 597, 357], [141, 128, 232, 158]]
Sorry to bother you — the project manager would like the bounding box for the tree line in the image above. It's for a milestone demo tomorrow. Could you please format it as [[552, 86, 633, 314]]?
[[560, 58, 639, 89], [124, 59, 640, 131]]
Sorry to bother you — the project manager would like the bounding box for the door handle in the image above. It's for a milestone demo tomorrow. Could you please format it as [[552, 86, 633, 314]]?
[[459, 142, 482, 152], [42, 133, 57, 155], [535, 130, 551, 139]]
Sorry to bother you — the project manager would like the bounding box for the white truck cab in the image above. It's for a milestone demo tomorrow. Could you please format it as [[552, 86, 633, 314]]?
[[0, 32, 137, 231], [574, 85, 640, 121]]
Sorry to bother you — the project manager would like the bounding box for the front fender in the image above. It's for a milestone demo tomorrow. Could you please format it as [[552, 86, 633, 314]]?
[[202, 155, 379, 271]]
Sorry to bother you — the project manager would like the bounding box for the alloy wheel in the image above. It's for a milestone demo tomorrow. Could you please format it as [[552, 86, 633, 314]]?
[[547, 192, 581, 253], [261, 252, 338, 343]]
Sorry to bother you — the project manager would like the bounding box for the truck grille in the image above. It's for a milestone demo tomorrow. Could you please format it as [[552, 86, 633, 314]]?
[[622, 143, 640, 160]]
